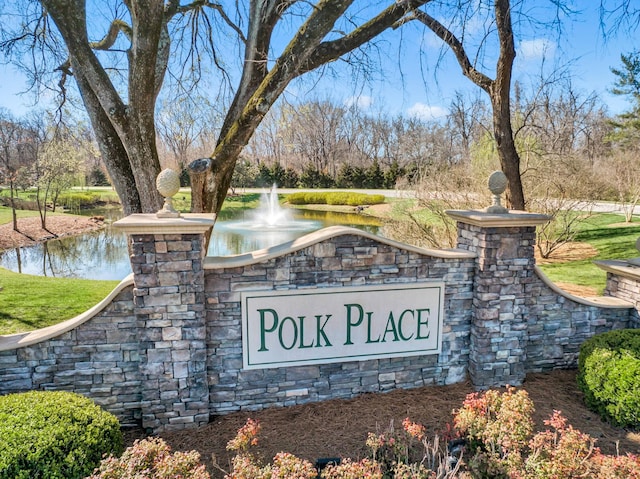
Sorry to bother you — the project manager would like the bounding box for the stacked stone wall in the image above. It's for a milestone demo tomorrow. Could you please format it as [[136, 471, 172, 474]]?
[[0, 287, 141, 425], [205, 233, 475, 414], [604, 273, 640, 328], [525, 276, 631, 371], [130, 232, 210, 431], [0, 217, 637, 432]]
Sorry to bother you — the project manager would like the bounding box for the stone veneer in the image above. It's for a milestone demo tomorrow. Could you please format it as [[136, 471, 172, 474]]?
[[203, 227, 476, 414], [597, 259, 640, 328], [0, 212, 636, 432]]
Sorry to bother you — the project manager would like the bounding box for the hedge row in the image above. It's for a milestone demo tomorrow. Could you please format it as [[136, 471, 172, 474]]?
[[577, 329, 640, 427], [0, 391, 123, 479], [286, 191, 385, 206]]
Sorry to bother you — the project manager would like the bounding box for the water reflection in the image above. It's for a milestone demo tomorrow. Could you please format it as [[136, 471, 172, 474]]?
[[0, 208, 382, 280], [0, 229, 131, 280]]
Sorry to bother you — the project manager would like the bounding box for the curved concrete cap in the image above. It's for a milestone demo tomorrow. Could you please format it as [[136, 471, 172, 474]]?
[[595, 259, 640, 282], [204, 225, 476, 269], [0, 275, 135, 351], [534, 266, 632, 309]]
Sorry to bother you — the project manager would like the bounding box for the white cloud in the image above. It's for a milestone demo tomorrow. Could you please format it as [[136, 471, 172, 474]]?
[[344, 95, 374, 109], [519, 39, 556, 61], [407, 103, 448, 121]]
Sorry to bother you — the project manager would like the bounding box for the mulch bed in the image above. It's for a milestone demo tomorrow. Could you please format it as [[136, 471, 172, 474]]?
[[125, 369, 640, 478]]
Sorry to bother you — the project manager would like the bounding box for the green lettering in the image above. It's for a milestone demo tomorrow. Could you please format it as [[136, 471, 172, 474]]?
[[258, 308, 278, 351], [416, 308, 431, 339], [278, 316, 298, 350], [381, 312, 400, 342], [366, 311, 380, 343], [398, 309, 415, 341], [344, 304, 364, 345], [298, 316, 314, 349], [315, 315, 332, 347]]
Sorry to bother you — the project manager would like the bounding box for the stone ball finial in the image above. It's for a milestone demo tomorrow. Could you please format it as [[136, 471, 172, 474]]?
[[485, 170, 509, 214], [156, 168, 181, 218], [156, 168, 181, 198], [488, 170, 508, 195]]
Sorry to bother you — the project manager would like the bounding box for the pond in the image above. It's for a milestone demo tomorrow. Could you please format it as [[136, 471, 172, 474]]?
[[0, 207, 383, 280]]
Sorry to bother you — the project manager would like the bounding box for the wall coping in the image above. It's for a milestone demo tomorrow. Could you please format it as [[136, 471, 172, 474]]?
[[113, 213, 216, 235], [204, 225, 476, 269], [595, 259, 640, 282], [447, 209, 551, 227], [534, 266, 633, 309], [0, 275, 135, 351]]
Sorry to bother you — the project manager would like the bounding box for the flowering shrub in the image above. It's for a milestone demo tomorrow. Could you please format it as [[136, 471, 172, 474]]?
[[93, 388, 640, 479], [452, 388, 640, 479], [453, 386, 534, 477], [519, 410, 596, 479], [87, 437, 209, 479], [356, 417, 460, 478], [226, 418, 261, 452], [590, 452, 640, 478], [220, 419, 317, 479], [320, 458, 384, 478]]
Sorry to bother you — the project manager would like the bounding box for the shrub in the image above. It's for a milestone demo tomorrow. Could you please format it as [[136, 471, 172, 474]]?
[[326, 192, 385, 206], [58, 191, 101, 210], [87, 437, 209, 479], [321, 458, 383, 479], [222, 419, 316, 479], [452, 388, 640, 479], [217, 392, 640, 479], [0, 390, 122, 479], [577, 329, 640, 427], [219, 418, 459, 479], [522, 410, 597, 479], [453, 386, 534, 477], [286, 191, 385, 206]]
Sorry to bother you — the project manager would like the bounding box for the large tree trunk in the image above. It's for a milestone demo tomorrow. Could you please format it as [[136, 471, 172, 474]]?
[[412, 0, 526, 210], [492, 94, 525, 210], [490, 0, 525, 210], [74, 70, 143, 215], [43, 0, 164, 214], [194, 0, 428, 215]]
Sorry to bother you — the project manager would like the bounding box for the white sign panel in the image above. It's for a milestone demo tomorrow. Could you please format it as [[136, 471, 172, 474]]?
[[241, 282, 444, 369]]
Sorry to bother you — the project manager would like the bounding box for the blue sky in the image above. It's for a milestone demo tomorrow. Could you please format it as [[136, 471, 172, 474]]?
[[0, 3, 636, 121]]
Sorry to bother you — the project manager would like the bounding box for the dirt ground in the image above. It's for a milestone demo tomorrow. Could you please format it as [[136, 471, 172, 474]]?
[[0, 215, 105, 252], [124, 369, 640, 478]]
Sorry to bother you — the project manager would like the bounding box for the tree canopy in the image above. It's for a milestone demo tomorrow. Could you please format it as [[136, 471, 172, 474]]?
[[1, 0, 428, 215]]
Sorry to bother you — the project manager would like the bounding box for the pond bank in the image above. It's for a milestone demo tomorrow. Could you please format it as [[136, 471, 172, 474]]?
[[0, 215, 105, 252]]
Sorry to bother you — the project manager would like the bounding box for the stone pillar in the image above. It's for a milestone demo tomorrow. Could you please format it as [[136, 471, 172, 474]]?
[[447, 210, 549, 389], [596, 260, 640, 327], [114, 214, 215, 432]]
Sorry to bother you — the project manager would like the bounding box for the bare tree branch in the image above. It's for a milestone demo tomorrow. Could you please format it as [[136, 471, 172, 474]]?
[[88, 19, 132, 50]]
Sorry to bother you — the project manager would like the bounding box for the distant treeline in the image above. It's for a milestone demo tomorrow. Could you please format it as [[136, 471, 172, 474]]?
[[225, 159, 411, 190]]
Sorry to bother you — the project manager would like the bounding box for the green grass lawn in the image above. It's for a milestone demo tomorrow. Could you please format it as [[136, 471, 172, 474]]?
[[0, 207, 42, 224], [537, 213, 640, 294], [0, 267, 120, 335], [0, 206, 120, 335]]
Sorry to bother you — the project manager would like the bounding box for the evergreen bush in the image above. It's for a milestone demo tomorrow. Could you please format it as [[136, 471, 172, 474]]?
[[0, 391, 123, 479], [577, 329, 640, 427]]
